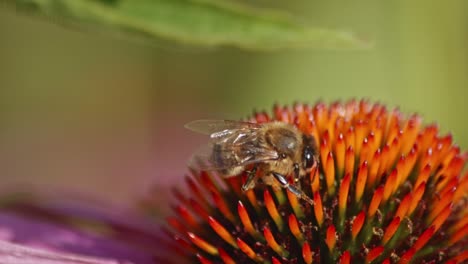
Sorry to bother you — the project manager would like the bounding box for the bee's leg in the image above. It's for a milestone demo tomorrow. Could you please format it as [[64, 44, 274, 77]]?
[[272, 172, 314, 206], [242, 167, 257, 192], [293, 163, 301, 189]]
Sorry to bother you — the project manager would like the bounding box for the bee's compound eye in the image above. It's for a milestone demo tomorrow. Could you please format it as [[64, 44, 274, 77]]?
[[303, 147, 315, 169]]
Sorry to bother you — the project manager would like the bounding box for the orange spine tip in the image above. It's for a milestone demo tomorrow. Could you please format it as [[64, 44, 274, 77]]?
[[367, 133, 378, 161], [408, 182, 426, 215], [359, 100, 370, 115], [287, 189, 305, 219], [295, 114, 309, 135], [176, 205, 199, 229], [368, 150, 381, 189], [398, 248, 415, 264], [355, 120, 367, 156], [253, 111, 270, 123], [264, 226, 287, 257], [325, 152, 336, 194], [283, 106, 292, 122], [385, 116, 399, 146], [313, 103, 328, 132], [345, 146, 355, 176], [441, 147, 460, 170], [355, 161, 368, 203], [441, 134, 454, 149], [395, 193, 412, 220], [454, 172, 468, 203], [445, 155, 465, 177], [326, 225, 337, 252], [340, 251, 351, 264], [273, 104, 285, 121], [196, 253, 213, 264], [288, 214, 304, 243], [367, 133, 379, 160], [439, 178, 458, 200], [185, 176, 209, 207], [420, 152, 437, 177], [382, 217, 401, 245], [208, 216, 237, 248], [189, 198, 210, 221], [199, 172, 219, 194], [428, 190, 454, 223], [431, 204, 452, 232], [271, 257, 282, 264], [237, 201, 260, 240], [245, 189, 260, 213], [415, 164, 431, 190], [171, 187, 188, 205], [373, 127, 384, 151], [352, 211, 366, 240], [365, 246, 384, 264], [436, 173, 458, 195], [188, 232, 218, 255], [388, 137, 401, 168], [360, 137, 370, 165], [218, 248, 236, 264], [447, 250, 468, 263], [449, 211, 468, 234], [211, 191, 236, 223], [167, 217, 187, 234], [383, 169, 398, 203], [264, 189, 284, 231], [345, 127, 355, 151], [313, 192, 324, 227], [237, 238, 263, 262], [368, 187, 383, 218], [225, 175, 243, 198], [449, 223, 468, 245], [302, 241, 313, 264], [402, 147, 417, 183], [339, 173, 351, 217], [173, 235, 195, 253], [394, 156, 406, 191], [413, 226, 435, 251], [378, 145, 390, 176], [311, 166, 320, 193], [336, 133, 346, 174], [320, 132, 331, 167], [273, 187, 287, 205], [420, 125, 438, 151], [401, 116, 422, 154]]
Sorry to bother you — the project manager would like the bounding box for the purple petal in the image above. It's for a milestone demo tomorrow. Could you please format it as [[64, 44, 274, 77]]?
[[3, 193, 164, 250], [0, 211, 156, 264], [0, 240, 121, 264]]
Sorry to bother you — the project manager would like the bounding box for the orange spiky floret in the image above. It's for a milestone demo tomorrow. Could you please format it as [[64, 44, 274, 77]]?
[[157, 100, 467, 263]]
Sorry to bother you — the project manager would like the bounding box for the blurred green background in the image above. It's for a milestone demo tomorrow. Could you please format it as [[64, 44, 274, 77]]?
[[0, 1, 467, 212]]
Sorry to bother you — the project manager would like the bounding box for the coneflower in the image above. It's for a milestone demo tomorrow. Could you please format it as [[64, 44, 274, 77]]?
[[159, 100, 468, 263]]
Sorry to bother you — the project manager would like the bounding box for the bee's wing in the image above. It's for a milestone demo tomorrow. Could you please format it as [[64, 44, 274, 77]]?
[[188, 124, 279, 172], [185, 120, 262, 138], [189, 142, 279, 172]]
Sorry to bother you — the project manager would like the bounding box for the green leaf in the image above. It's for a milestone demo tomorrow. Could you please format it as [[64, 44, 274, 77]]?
[[10, 0, 369, 50]]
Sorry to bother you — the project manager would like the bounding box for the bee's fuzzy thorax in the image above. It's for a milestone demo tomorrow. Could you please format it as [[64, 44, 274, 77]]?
[[153, 100, 467, 264]]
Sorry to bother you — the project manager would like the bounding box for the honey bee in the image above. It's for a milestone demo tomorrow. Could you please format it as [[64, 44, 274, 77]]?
[[185, 120, 319, 205]]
